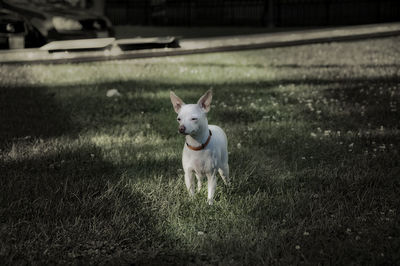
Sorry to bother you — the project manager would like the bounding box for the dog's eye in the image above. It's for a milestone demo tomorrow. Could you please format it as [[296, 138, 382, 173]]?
[[191, 118, 198, 121], [177, 118, 181, 121]]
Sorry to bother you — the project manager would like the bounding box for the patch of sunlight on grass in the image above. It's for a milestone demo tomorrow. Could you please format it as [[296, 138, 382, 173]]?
[[90, 131, 168, 147], [89, 131, 180, 164], [0, 65, 41, 87], [0, 50, 279, 88], [3, 136, 75, 162]]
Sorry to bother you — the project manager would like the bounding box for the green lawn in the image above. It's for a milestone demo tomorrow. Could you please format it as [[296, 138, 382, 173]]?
[[1, 36, 399, 265]]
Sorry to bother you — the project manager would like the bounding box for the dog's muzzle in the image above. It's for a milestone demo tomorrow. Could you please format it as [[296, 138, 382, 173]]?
[[179, 125, 186, 134]]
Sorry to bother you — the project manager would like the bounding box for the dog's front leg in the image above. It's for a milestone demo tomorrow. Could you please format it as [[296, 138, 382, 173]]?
[[184, 170, 195, 196], [195, 173, 203, 192], [206, 171, 217, 205]]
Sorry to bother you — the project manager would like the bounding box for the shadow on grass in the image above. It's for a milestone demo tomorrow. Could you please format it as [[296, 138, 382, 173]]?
[[0, 86, 75, 148], [0, 140, 195, 264], [121, 145, 181, 179], [0, 85, 193, 264], [225, 142, 400, 265], [216, 108, 265, 124], [2, 72, 399, 263]]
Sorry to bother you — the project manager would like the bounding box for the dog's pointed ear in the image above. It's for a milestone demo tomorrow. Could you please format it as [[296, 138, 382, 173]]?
[[197, 89, 212, 113], [170, 91, 185, 113]]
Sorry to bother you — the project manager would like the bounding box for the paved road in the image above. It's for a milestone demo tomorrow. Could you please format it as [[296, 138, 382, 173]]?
[[1, 22, 399, 64]]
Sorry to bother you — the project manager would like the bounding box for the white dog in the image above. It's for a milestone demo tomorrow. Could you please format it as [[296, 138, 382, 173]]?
[[170, 90, 230, 205]]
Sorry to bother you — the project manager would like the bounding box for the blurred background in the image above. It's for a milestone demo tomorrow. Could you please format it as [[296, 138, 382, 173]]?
[[1, 0, 399, 49], [105, 0, 400, 27]]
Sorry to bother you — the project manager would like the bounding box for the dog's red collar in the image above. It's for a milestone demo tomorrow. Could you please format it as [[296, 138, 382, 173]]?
[[186, 130, 212, 151]]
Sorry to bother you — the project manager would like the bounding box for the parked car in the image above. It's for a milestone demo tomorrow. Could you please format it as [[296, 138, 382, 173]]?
[[0, 7, 44, 48], [2, 0, 114, 47]]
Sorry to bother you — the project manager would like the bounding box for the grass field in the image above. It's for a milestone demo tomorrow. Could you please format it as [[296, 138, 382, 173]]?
[[1, 36, 399, 265]]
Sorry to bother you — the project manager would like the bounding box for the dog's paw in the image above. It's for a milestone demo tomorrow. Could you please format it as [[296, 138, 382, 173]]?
[[207, 198, 214, 205]]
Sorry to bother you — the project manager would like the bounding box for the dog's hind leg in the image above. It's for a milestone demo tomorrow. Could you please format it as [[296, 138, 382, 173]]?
[[218, 163, 230, 186], [206, 171, 217, 205]]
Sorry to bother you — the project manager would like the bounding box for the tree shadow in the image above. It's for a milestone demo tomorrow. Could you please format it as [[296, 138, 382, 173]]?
[[0, 138, 195, 264], [2, 73, 399, 263], [0, 83, 192, 264], [215, 108, 265, 124], [216, 71, 400, 263], [0, 85, 76, 148]]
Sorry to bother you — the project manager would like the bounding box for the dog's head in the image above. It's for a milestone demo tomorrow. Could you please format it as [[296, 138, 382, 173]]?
[[170, 90, 212, 136]]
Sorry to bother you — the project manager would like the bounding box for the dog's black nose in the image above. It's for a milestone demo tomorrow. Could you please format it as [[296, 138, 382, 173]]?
[[179, 125, 186, 134]]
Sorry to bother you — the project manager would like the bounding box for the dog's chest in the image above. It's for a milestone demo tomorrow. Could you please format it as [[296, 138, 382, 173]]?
[[182, 148, 217, 174]]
